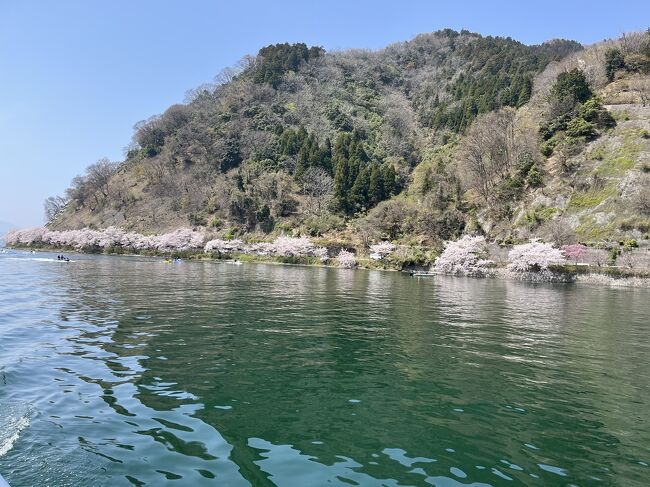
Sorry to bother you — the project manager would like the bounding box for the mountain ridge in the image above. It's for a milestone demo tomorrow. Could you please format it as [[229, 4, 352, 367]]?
[[45, 28, 650, 260]]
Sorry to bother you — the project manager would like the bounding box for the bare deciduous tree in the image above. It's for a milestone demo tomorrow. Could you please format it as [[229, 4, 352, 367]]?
[[633, 175, 650, 215], [628, 77, 650, 106], [457, 108, 532, 202], [301, 167, 334, 215], [44, 195, 67, 223], [87, 158, 119, 198], [540, 219, 577, 245]]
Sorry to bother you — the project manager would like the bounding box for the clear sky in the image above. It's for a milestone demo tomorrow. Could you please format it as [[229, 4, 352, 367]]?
[[1, 0, 648, 227]]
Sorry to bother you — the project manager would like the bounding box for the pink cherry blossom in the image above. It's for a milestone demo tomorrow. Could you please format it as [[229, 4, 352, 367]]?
[[508, 240, 565, 272], [369, 241, 396, 260], [433, 235, 493, 276], [337, 249, 356, 268], [561, 244, 587, 264]]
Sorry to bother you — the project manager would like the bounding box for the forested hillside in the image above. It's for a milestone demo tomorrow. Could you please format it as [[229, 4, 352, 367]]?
[[46, 28, 650, 256]]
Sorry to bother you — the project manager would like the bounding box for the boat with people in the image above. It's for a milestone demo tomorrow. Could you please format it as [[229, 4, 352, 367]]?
[[408, 270, 435, 277]]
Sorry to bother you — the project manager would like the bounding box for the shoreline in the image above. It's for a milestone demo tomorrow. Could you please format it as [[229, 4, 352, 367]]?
[[5, 244, 650, 288]]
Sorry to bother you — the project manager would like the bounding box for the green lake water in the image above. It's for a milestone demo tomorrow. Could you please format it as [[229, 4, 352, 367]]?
[[0, 250, 649, 486]]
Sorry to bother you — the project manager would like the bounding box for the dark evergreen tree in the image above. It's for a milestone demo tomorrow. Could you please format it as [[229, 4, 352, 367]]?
[[333, 158, 350, 213], [349, 166, 370, 212], [221, 139, 242, 171], [252, 43, 325, 88], [368, 164, 385, 205], [604, 48, 625, 82], [320, 137, 333, 174], [551, 68, 592, 104], [382, 164, 397, 197]]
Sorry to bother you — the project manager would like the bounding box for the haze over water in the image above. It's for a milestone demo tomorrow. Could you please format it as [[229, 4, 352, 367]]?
[[0, 251, 649, 486]]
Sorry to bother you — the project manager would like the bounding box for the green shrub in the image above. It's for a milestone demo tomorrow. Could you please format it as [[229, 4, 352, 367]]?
[[604, 48, 625, 82], [565, 118, 598, 140], [523, 206, 558, 227], [619, 217, 650, 233], [301, 213, 345, 236], [526, 164, 544, 187], [540, 138, 557, 157], [620, 238, 638, 249], [188, 212, 208, 226], [551, 68, 592, 104], [608, 247, 621, 264]]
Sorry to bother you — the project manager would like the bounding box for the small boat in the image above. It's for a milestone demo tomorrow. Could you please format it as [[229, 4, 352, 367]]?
[[409, 271, 435, 277]]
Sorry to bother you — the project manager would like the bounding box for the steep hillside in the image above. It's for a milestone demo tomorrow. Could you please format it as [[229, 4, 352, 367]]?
[[490, 35, 650, 246], [46, 28, 650, 254]]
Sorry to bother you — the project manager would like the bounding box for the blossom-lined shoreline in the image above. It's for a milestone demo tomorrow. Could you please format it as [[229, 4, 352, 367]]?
[[4, 227, 649, 286], [4, 226, 361, 267]]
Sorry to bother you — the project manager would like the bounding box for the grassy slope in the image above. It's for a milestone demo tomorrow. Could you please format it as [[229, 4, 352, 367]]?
[[503, 76, 650, 245]]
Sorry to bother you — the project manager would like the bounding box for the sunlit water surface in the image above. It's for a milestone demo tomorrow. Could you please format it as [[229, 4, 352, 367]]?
[[0, 250, 649, 486]]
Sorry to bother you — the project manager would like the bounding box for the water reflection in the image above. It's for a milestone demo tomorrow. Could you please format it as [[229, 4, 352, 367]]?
[[1, 252, 649, 485]]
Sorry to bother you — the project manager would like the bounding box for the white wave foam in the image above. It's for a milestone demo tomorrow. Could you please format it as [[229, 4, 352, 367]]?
[[0, 413, 30, 457], [3, 257, 75, 263]]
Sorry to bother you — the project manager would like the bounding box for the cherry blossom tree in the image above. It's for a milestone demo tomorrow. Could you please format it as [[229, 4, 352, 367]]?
[[6, 227, 332, 263], [508, 240, 565, 272], [271, 236, 315, 257], [313, 246, 329, 262], [369, 241, 396, 260], [153, 228, 206, 251], [204, 238, 245, 253], [433, 235, 493, 276], [561, 244, 587, 264], [5, 227, 47, 246], [337, 249, 356, 268], [97, 226, 125, 248]]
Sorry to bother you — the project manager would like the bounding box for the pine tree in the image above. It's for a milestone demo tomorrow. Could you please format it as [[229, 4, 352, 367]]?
[[333, 158, 350, 213], [351, 140, 369, 163], [382, 164, 397, 197], [604, 48, 625, 82], [347, 159, 360, 192], [516, 77, 532, 106], [349, 166, 370, 213], [321, 137, 332, 174], [294, 154, 306, 179], [368, 164, 385, 205], [333, 133, 350, 161]]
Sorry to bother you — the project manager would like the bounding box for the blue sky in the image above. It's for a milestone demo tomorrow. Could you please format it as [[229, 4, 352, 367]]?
[[1, 0, 649, 227]]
